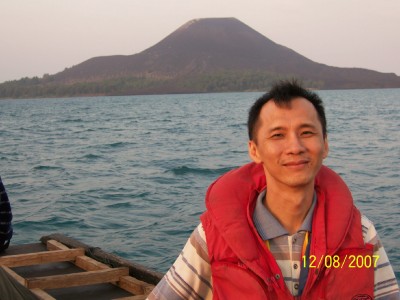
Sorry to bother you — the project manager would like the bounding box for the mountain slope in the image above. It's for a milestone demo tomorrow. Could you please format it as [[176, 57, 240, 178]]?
[[2, 18, 400, 98], [53, 18, 315, 81]]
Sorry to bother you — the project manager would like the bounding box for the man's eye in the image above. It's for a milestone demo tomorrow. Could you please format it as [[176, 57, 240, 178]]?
[[302, 131, 314, 136], [271, 133, 284, 138]]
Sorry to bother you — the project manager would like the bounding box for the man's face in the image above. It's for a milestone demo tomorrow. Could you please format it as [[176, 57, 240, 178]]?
[[248, 97, 329, 190]]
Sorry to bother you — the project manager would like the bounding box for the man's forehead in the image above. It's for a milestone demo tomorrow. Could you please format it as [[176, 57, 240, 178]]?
[[260, 97, 318, 117], [256, 98, 322, 134]]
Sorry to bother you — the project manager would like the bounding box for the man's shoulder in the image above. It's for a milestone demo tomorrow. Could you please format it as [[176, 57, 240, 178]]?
[[359, 214, 379, 245], [360, 214, 374, 229]]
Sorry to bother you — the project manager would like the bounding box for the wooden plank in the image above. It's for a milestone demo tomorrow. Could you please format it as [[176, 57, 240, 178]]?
[[0, 248, 85, 267], [30, 288, 57, 300], [48, 241, 112, 272], [113, 296, 147, 300], [118, 276, 154, 296], [75, 255, 110, 271], [46, 239, 70, 251], [27, 267, 129, 289], [41, 234, 163, 285], [1, 265, 26, 286], [4, 237, 160, 299], [1, 266, 55, 300]]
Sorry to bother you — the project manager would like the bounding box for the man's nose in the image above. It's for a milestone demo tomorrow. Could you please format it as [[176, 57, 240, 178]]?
[[285, 134, 305, 154]]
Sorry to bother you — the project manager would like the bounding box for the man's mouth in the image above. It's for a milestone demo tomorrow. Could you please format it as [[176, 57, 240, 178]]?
[[283, 160, 309, 168]]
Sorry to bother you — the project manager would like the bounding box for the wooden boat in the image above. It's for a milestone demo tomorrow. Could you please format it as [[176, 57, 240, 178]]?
[[0, 233, 163, 299]]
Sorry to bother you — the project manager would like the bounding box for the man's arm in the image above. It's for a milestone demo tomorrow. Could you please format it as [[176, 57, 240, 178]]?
[[362, 215, 399, 299], [147, 224, 213, 300]]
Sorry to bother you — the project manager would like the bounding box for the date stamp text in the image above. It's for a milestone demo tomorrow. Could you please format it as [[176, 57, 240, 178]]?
[[302, 255, 379, 269]]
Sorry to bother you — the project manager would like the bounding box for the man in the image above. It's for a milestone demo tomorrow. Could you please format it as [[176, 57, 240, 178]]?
[[0, 176, 13, 252], [148, 81, 399, 299]]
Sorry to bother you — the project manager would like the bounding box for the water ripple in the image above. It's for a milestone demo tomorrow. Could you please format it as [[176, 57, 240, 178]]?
[[0, 90, 398, 278]]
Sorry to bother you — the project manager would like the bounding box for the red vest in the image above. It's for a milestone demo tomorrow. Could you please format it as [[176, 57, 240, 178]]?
[[201, 163, 374, 300]]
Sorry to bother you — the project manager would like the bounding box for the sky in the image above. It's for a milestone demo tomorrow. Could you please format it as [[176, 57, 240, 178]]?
[[1, 0, 400, 84]]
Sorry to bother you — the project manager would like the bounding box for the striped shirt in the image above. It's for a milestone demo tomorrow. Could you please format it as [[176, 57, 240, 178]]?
[[253, 190, 317, 296], [0, 176, 13, 251], [148, 191, 399, 300]]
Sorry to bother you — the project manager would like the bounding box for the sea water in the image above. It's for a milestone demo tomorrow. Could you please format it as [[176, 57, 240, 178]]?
[[0, 90, 398, 280]]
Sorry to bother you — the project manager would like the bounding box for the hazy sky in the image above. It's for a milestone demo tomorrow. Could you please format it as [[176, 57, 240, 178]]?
[[1, 0, 399, 84]]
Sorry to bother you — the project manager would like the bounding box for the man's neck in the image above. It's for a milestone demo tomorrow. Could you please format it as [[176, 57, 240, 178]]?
[[264, 185, 314, 235]]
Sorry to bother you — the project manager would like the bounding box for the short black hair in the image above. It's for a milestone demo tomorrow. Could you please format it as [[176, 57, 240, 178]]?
[[247, 80, 327, 141]]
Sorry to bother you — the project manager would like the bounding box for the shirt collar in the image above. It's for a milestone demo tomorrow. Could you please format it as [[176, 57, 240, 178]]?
[[252, 189, 316, 240]]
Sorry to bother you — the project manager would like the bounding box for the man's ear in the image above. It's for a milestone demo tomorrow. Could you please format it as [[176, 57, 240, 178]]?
[[248, 140, 262, 163], [323, 136, 329, 159]]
